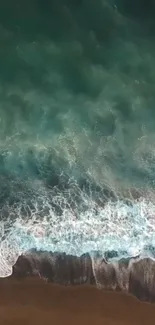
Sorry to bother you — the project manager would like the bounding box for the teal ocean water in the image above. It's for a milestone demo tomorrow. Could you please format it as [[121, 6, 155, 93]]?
[[0, 0, 155, 276]]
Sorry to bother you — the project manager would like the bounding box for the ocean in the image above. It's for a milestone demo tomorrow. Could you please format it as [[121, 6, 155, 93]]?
[[0, 0, 155, 277]]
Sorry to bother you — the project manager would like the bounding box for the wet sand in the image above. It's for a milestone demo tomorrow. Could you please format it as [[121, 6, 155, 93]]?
[[0, 250, 155, 324], [0, 277, 155, 325], [11, 250, 155, 302]]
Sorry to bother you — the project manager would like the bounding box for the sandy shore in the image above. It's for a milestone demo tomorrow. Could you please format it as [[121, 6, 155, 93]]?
[[0, 250, 155, 324], [10, 250, 155, 302], [0, 277, 155, 325]]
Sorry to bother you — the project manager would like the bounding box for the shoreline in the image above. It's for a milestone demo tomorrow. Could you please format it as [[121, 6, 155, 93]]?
[[7, 249, 155, 303]]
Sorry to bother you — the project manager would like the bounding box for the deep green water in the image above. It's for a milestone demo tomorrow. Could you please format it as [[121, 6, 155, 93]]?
[[0, 0, 155, 189], [0, 1, 155, 274]]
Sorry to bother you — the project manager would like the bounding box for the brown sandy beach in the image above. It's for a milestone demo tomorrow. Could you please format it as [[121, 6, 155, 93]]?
[[0, 251, 155, 324], [0, 277, 155, 325]]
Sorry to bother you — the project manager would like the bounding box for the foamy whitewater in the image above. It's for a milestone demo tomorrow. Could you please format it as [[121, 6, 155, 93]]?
[[0, 0, 155, 276], [1, 188, 155, 277]]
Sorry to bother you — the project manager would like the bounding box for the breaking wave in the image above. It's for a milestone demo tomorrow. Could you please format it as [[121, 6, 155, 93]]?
[[1, 177, 155, 277]]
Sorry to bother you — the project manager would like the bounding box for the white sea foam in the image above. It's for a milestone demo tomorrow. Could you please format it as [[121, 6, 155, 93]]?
[[0, 192, 155, 266]]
